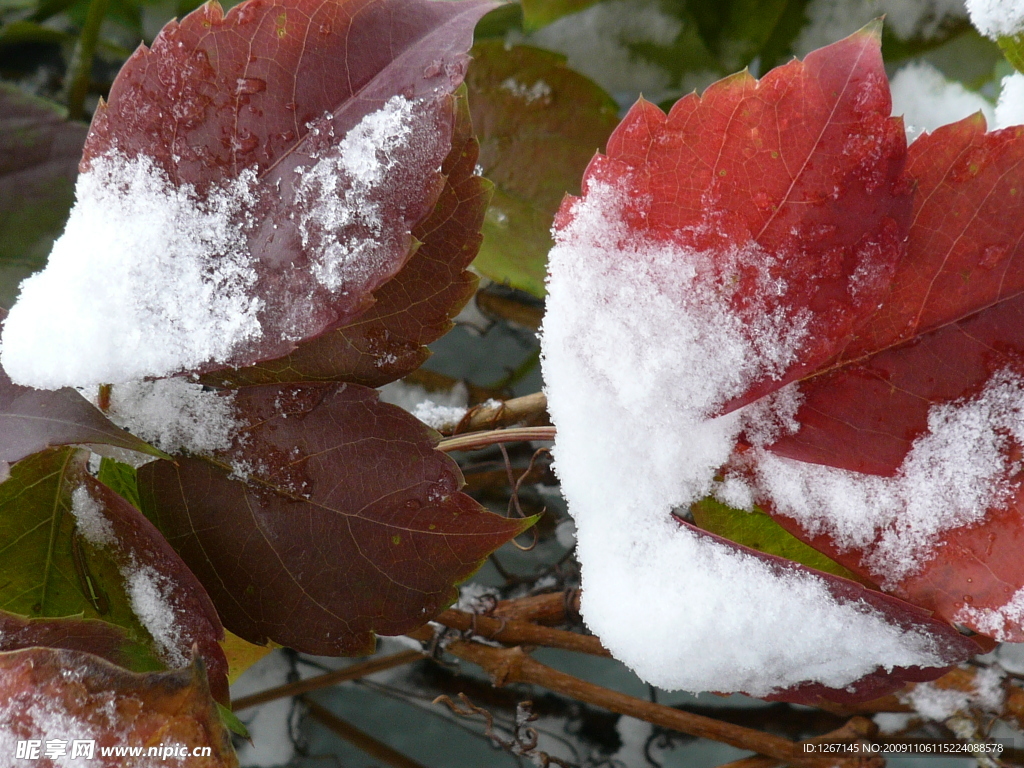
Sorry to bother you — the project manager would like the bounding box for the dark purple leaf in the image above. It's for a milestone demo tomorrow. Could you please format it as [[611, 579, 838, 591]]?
[[79, 0, 495, 373], [138, 382, 532, 654], [204, 85, 488, 388]]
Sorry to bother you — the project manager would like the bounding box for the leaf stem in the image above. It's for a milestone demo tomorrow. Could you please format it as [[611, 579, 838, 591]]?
[[437, 426, 555, 452], [63, 0, 109, 120], [231, 649, 423, 712]]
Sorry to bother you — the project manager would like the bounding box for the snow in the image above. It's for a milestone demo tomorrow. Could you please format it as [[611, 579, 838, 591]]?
[[294, 95, 425, 294], [412, 401, 469, 431], [125, 564, 188, 668], [996, 73, 1024, 128], [70, 486, 116, 548], [0, 152, 262, 389], [955, 586, 1024, 641], [873, 712, 915, 734], [795, 0, 967, 56], [902, 665, 1004, 720], [541, 180, 951, 696], [68, 485, 191, 669], [0, 689, 101, 768], [967, 0, 1024, 38], [890, 62, 994, 141], [989, 641, 1024, 673], [1, 95, 437, 390], [754, 369, 1024, 588], [230, 651, 299, 767], [905, 682, 972, 720], [91, 378, 240, 456], [500, 77, 553, 105], [555, 518, 577, 548], [378, 379, 470, 431]]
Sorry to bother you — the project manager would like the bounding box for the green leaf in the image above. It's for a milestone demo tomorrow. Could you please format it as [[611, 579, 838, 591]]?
[[467, 42, 618, 297], [474, 2, 524, 40], [753, 0, 810, 70], [691, 497, 861, 582], [686, 0, 806, 71], [999, 33, 1024, 74], [97, 456, 141, 510], [217, 702, 250, 739], [0, 448, 230, 701], [0, 447, 161, 671], [521, 0, 599, 31]]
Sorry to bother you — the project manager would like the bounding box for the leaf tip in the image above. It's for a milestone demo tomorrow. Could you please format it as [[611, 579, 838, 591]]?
[[858, 16, 884, 41], [514, 512, 542, 537]]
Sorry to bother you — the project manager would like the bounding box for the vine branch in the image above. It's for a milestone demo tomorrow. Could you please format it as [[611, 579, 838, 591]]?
[[451, 391, 548, 434], [432, 608, 609, 657], [303, 697, 429, 768], [407, 625, 874, 768], [231, 649, 423, 712]]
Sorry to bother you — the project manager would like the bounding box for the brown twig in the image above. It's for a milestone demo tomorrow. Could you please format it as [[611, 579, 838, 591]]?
[[433, 608, 609, 657], [406, 628, 868, 768], [437, 426, 556, 453], [452, 392, 549, 434], [303, 697, 428, 768], [491, 590, 581, 626], [231, 649, 423, 712], [714, 757, 785, 768]]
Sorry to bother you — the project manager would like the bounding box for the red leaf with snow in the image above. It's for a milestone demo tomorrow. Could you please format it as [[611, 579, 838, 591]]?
[[678, 520, 979, 705], [76, 477, 229, 704], [569, 21, 911, 413], [0, 0, 494, 388], [753, 118, 1024, 641], [542, 25, 1007, 702], [0, 648, 236, 768], [0, 309, 164, 477]]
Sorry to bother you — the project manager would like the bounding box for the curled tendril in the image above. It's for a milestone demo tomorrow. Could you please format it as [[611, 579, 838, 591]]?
[[432, 693, 574, 767], [499, 443, 550, 552]]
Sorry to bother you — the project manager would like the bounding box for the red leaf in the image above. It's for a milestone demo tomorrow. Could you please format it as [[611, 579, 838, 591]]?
[[678, 520, 979, 705], [569, 21, 911, 413], [137, 382, 530, 653], [76, 477, 229, 704], [542, 26, 1003, 699], [752, 120, 1024, 638], [770, 119, 1024, 475], [1, 0, 494, 387], [0, 611, 141, 671], [0, 648, 236, 768]]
